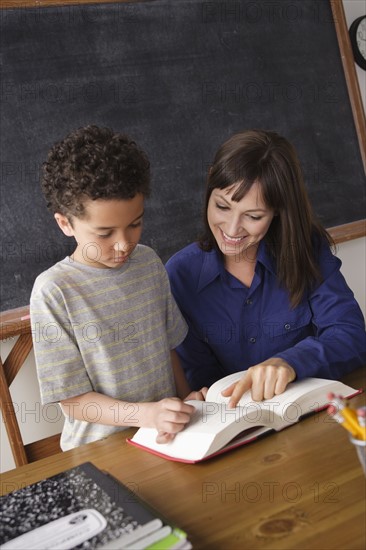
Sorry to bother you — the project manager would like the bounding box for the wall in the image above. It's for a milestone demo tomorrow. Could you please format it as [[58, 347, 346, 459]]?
[[1, 0, 365, 473], [336, 238, 366, 316]]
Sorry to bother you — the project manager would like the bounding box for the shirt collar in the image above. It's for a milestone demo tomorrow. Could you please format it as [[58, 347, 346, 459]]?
[[196, 240, 277, 293], [197, 248, 223, 292], [256, 239, 277, 275]]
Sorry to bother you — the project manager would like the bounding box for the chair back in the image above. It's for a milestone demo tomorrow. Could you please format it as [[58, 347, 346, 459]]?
[[0, 313, 61, 468]]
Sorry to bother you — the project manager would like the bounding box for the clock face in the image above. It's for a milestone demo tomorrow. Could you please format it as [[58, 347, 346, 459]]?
[[350, 16, 366, 70], [356, 17, 366, 61]]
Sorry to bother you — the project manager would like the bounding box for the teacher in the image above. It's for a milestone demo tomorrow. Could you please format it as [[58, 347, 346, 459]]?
[[166, 130, 366, 405]]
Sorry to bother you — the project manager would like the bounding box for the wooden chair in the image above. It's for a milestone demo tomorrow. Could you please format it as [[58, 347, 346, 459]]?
[[0, 310, 61, 467]]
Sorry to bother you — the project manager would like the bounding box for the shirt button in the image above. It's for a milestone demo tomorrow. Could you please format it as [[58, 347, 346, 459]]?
[[246, 299, 252, 305], [249, 337, 256, 343], [284, 323, 291, 330]]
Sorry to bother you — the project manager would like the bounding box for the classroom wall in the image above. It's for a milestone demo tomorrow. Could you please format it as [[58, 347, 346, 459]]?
[[1, 0, 365, 474]]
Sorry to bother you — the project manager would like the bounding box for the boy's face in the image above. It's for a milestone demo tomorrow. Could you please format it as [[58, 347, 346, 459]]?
[[55, 194, 144, 269]]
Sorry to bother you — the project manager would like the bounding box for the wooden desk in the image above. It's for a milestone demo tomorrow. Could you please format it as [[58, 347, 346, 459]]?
[[1, 369, 365, 550]]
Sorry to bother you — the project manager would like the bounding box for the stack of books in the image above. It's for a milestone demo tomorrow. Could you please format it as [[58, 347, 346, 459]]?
[[0, 462, 191, 549]]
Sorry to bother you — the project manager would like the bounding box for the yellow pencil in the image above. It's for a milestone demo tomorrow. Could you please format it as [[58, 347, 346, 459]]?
[[327, 405, 360, 438]]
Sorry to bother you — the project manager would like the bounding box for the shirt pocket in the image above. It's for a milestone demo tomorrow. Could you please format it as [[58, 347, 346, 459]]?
[[261, 303, 313, 349]]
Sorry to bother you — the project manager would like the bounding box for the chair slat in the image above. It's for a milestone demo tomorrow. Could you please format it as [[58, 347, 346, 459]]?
[[25, 434, 61, 463], [0, 357, 28, 467], [3, 333, 33, 385], [1, 327, 62, 468]]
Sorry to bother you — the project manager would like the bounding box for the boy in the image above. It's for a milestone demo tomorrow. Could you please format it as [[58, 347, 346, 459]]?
[[30, 125, 203, 450]]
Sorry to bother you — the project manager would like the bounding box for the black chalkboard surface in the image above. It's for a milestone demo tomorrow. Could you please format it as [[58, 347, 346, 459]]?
[[1, 0, 365, 312]]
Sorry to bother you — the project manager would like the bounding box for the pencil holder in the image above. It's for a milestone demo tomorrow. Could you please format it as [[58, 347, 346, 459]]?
[[349, 436, 366, 476]]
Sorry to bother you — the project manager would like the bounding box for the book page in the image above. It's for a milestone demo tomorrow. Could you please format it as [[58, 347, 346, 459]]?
[[206, 372, 246, 403], [206, 373, 357, 424], [130, 401, 272, 461]]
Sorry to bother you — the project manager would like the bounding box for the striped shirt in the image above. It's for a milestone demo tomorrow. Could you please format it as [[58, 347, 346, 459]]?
[[30, 244, 188, 450]]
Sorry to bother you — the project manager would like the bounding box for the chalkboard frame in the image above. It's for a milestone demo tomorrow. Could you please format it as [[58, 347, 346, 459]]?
[[0, 0, 365, 326]]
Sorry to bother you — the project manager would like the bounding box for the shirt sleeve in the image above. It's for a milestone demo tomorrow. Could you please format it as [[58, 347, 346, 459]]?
[[30, 276, 93, 405], [275, 244, 366, 380]]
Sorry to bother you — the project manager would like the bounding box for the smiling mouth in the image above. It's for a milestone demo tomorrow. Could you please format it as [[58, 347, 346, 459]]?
[[221, 230, 247, 244]]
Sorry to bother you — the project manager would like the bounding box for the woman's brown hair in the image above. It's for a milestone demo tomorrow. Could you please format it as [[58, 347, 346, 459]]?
[[199, 129, 334, 307]]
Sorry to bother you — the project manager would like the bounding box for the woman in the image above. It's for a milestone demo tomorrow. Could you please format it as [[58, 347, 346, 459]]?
[[166, 130, 366, 406]]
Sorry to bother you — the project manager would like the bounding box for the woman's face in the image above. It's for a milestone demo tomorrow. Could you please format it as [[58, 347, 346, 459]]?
[[207, 181, 275, 262]]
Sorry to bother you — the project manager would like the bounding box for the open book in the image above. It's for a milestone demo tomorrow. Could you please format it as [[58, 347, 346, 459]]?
[[127, 373, 360, 463]]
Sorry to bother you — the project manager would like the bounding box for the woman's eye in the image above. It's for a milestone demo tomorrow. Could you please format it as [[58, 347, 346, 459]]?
[[248, 215, 262, 221], [215, 203, 229, 210], [97, 233, 112, 239], [130, 221, 142, 228]]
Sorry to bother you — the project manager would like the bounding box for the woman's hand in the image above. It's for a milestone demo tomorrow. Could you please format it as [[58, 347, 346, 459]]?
[[221, 358, 296, 407]]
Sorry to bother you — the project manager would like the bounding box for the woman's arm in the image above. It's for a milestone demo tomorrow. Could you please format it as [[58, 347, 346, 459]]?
[[220, 247, 365, 405], [273, 253, 366, 381]]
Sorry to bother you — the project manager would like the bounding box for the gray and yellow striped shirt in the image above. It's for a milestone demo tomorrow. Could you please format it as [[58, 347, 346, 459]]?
[[30, 244, 188, 450]]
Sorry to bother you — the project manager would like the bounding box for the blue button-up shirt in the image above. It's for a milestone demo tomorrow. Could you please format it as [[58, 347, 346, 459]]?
[[166, 241, 366, 389]]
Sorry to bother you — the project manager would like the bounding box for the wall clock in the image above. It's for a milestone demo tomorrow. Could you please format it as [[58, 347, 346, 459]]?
[[349, 15, 366, 70]]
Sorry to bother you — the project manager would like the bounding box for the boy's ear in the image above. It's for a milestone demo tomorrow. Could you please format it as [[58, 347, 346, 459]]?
[[54, 213, 74, 237]]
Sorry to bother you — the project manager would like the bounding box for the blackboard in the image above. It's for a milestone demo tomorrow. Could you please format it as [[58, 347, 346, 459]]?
[[1, 0, 365, 312]]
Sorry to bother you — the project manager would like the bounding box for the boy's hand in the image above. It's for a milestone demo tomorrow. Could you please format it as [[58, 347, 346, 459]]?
[[184, 387, 208, 402], [148, 398, 195, 443], [155, 390, 208, 444], [222, 359, 296, 407]]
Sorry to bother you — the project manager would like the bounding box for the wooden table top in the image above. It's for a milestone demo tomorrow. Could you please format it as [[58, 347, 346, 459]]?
[[1, 368, 366, 550]]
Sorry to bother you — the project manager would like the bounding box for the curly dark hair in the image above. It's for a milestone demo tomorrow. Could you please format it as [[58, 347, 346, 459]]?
[[41, 125, 150, 218]]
